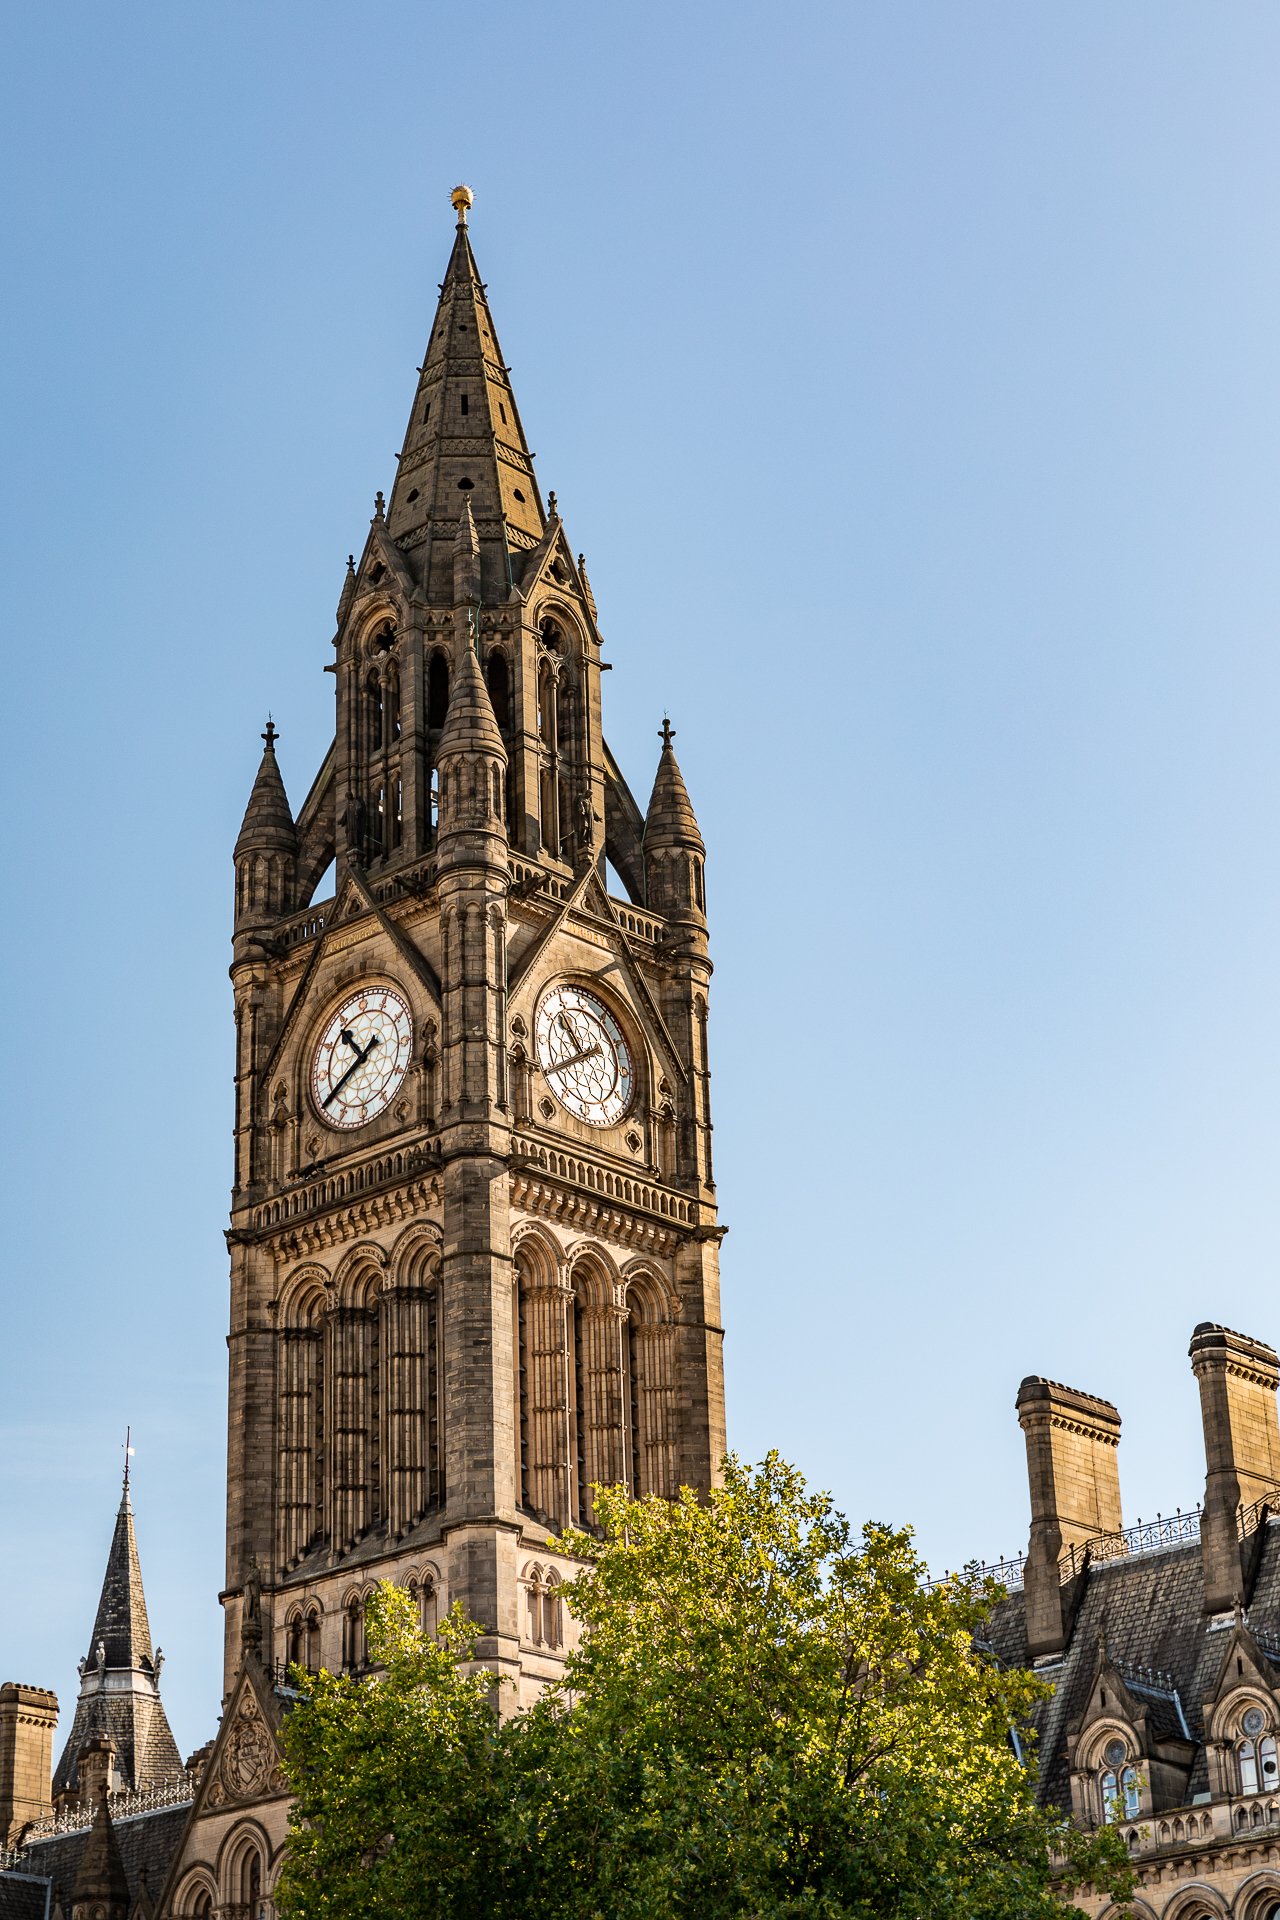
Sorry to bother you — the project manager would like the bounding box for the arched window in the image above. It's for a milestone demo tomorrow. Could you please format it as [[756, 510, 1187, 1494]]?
[[366, 672, 383, 753], [542, 1570, 563, 1650], [286, 1612, 304, 1669], [276, 1285, 325, 1568], [383, 1242, 444, 1532], [514, 1240, 571, 1527], [1262, 1732, 1280, 1792], [1121, 1765, 1139, 1818], [427, 651, 450, 731], [304, 1605, 321, 1671], [485, 650, 511, 734], [385, 661, 401, 743], [418, 1571, 439, 1638], [625, 1277, 676, 1500], [523, 1565, 564, 1651], [1241, 1738, 1261, 1794], [1100, 1769, 1118, 1823]]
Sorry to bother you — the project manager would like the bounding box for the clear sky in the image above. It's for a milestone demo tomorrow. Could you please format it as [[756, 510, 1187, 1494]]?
[[3, 1, 1280, 1761]]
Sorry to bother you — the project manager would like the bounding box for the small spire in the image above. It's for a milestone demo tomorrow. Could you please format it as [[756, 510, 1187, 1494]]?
[[451, 182, 474, 226], [373, 490, 386, 522], [548, 490, 558, 519], [644, 714, 705, 858], [235, 721, 296, 859], [121, 1426, 134, 1500], [347, 553, 355, 573]]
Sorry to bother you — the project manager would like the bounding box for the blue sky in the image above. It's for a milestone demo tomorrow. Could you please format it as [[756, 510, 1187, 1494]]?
[[3, 2, 1280, 1758]]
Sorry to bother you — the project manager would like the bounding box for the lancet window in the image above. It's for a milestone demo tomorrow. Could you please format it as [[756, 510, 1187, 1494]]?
[[514, 1234, 677, 1531], [522, 1564, 563, 1649], [274, 1236, 444, 1573]]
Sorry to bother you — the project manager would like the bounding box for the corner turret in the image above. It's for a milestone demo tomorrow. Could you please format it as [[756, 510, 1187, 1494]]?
[[435, 515, 509, 867], [234, 720, 297, 928], [69, 1783, 130, 1920], [643, 719, 706, 927]]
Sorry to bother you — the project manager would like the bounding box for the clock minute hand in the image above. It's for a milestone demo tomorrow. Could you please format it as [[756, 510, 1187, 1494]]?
[[549, 1041, 603, 1075], [322, 1032, 381, 1107]]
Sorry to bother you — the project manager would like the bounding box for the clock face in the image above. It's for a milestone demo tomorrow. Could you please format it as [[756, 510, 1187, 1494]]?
[[311, 987, 413, 1129], [535, 984, 635, 1128]]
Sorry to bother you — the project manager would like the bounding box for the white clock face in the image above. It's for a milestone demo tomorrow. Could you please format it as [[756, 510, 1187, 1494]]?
[[535, 984, 634, 1128], [311, 987, 413, 1129]]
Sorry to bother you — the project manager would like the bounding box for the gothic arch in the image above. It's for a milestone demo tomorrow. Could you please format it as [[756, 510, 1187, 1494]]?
[[347, 598, 403, 659], [1237, 1870, 1280, 1920], [1158, 1888, 1231, 1920], [390, 1221, 443, 1288], [533, 596, 587, 652], [1207, 1681, 1280, 1746], [332, 1241, 388, 1309], [565, 1242, 619, 1307], [216, 1817, 274, 1899], [512, 1220, 565, 1285], [278, 1263, 330, 1329], [171, 1867, 218, 1917], [621, 1259, 677, 1321]]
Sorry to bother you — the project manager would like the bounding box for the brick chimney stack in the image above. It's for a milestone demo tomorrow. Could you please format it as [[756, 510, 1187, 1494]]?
[[1017, 1377, 1122, 1661], [0, 1682, 58, 1844], [1190, 1323, 1280, 1614]]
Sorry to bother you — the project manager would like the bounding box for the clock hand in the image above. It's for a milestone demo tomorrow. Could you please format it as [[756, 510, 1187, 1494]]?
[[322, 1032, 381, 1107], [548, 1041, 603, 1075]]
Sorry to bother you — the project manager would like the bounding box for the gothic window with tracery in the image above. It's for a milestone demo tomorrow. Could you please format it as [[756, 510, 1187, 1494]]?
[[1100, 1761, 1139, 1822]]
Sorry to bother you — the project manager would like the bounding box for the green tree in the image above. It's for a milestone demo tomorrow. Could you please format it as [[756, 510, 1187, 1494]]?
[[277, 1455, 1132, 1920]]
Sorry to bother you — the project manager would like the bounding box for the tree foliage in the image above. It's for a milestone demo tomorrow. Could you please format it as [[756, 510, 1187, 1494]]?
[[277, 1455, 1133, 1919]]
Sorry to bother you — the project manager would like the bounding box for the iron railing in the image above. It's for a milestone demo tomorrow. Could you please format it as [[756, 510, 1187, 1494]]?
[[936, 1485, 1280, 1596]]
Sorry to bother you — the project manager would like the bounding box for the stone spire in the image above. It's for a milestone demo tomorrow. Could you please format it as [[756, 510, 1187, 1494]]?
[[435, 613, 508, 856], [385, 187, 545, 604], [234, 720, 298, 927], [644, 719, 704, 853], [52, 1470, 186, 1807], [643, 719, 706, 922], [70, 1784, 130, 1920], [234, 720, 296, 860]]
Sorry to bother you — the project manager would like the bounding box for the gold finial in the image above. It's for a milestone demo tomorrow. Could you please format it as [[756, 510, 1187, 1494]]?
[[451, 183, 474, 225]]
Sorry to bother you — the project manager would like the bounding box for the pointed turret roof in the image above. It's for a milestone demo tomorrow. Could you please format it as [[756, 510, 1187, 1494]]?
[[438, 625, 508, 769], [234, 721, 296, 857], [52, 1471, 187, 1804], [70, 1786, 130, 1917], [644, 719, 704, 852], [385, 187, 546, 605], [84, 1475, 152, 1673]]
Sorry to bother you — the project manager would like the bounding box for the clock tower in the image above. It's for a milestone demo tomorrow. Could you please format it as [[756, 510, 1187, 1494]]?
[[221, 187, 726, 1716]]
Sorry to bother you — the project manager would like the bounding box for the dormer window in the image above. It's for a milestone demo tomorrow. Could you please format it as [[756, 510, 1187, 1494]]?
[[1238, 1710, 1278, 1794], [1100, 1741, 1139, 1822]]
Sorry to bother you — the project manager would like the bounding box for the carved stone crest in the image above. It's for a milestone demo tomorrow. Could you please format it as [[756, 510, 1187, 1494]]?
[[218, 1693, 274, 1802]]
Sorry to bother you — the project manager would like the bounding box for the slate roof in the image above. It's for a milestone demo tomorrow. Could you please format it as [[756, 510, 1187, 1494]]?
[[0, 1802, 191, 1920], [0, 1876, 50, 1920], [987, 1515, 1280, 1809]]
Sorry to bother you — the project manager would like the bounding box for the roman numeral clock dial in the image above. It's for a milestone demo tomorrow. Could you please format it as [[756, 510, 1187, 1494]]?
[[535, 984, 634, 1127], [311, 987, 413, 1129]]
